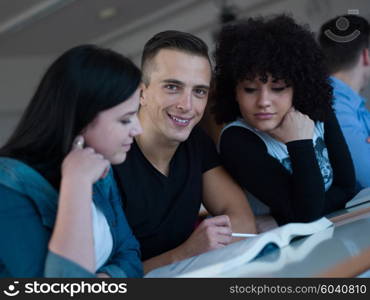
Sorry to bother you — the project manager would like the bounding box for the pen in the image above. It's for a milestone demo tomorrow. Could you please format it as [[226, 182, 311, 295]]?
[[231, 233, 258, 238]]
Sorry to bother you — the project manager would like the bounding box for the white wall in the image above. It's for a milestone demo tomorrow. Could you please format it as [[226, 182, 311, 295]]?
[[0, 56, 53, 145]]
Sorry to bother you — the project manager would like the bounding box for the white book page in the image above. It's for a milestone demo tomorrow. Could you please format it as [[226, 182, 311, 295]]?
[[226, 226, 335, 277], [146, 217, 333, 278], [280, 217, 333, 245]]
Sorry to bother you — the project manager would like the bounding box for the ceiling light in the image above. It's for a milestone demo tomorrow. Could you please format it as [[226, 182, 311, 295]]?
[[98, 7, 117, 20]]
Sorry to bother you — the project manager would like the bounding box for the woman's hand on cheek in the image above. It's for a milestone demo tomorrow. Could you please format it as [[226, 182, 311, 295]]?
[[61, 136, 110, 184], [268, 108, 314, 144]]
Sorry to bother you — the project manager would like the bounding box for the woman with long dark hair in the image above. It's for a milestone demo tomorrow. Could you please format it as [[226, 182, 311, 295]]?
[[0, 45, 143, 277]]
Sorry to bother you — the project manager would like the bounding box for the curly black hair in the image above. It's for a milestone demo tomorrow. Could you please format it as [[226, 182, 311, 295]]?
[[212, 14, 333, 124]]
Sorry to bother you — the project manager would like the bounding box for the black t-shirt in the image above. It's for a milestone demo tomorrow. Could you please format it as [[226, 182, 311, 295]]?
[[113, 126, 220, 260], [220, 110, 356, 225]]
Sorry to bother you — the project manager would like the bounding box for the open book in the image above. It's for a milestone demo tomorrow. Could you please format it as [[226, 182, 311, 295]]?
[[345, 188, 370, 209], [226, 226, 334, 277], [146, 217, 333, 278]]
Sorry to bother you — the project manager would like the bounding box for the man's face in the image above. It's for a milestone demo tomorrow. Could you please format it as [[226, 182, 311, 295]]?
[[140, 49, 211, 144]]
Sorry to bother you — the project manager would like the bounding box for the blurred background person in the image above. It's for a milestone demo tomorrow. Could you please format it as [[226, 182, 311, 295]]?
[[319, 14, 370, 192]]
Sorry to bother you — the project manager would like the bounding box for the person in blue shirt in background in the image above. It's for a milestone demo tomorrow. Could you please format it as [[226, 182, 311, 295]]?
[[319, 15, 370, 191], [0, 45, 143, 277]]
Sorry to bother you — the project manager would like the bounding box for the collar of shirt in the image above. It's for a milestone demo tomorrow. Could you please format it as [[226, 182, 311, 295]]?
[[330, 76, 367, 110]]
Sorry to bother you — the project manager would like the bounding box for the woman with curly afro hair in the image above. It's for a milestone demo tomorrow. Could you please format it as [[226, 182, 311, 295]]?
[[213, 15, 356, 226]]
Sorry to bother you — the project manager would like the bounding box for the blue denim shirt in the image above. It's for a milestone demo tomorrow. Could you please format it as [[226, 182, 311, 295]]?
[[0, 157, 143, 277], [331, 77, 370, 191]]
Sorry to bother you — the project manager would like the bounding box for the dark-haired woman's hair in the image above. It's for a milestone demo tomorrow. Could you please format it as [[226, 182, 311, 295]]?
[[0, 44, 141, 187], [212, 14, 333, 124]]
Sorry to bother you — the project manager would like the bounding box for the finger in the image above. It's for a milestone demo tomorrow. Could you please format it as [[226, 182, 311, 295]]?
[[367, 137, 370, 143], [216, 233, 232, 245], [287, 106, 295, 113], [95, 153, 104, 160], [72, 135, 84, 150], [216, 226, 232, 236], [213, 243, 224, 249], [203, 215, 231, 227], [84, 147, 95, 154]]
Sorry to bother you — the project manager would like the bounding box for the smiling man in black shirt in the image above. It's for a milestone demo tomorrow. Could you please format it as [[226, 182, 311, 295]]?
[[113, 30, 256, 274]]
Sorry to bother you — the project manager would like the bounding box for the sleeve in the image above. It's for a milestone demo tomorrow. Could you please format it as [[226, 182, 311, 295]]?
[[334, 97, 370, 189], [97, 179, 143, 278], [45, 252, 95, 277], [0, 185, 95, 277], [193, 126, 221, 173], [219, 127, 327, 225], [322, 109, 356, 212]]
